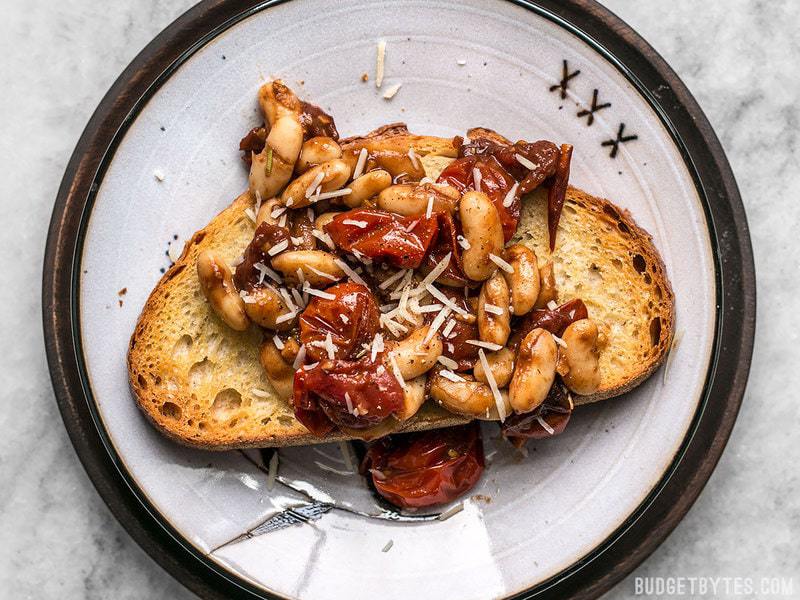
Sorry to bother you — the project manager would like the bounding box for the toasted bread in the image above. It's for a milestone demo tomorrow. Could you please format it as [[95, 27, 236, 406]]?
[[128, 151, 673, 449]]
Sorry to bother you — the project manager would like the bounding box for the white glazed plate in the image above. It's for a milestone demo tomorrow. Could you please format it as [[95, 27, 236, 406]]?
[[45, 1, 755, 599]]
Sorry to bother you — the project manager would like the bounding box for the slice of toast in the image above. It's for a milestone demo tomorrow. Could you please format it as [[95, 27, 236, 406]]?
[[129, 158, 673, 449]]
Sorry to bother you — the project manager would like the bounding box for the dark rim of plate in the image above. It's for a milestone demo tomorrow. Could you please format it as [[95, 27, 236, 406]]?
[[42, 1, 755, 598]]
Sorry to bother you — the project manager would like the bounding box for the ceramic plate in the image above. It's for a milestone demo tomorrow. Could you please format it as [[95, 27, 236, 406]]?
[[44, 1, 755, 598]]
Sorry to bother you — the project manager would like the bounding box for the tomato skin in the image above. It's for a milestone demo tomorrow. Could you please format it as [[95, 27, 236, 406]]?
[[299, 282, 380, 362], [419, 211, 470, 287], [293, 355, 404, 436], [437, 155, 519, 242], [361, 423, 485, 509], [325, 208, 439, 269], [424, 287, 478, 370], [234, 222, 294, 290], [501, 381, 572, 445], [509, 298, 588, 352]]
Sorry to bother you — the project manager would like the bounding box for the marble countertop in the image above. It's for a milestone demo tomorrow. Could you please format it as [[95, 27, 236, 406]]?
[[0, 0, 796, 598]]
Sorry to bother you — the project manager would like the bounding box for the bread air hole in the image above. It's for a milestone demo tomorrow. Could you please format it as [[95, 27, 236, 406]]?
[[649, 317, 662, 347], [160, 402, 182, 421], [632, 253, 647, 273], [173, 334, 193, 359], [188, 358, 214, 388], [212, 388, 242, 420]]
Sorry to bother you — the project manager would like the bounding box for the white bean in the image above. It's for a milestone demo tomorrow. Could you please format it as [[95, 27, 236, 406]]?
[[509, 328, 557, 413], [387, 326, 443, 380], [477, 271, 511, 346], [344, 170, 392, 207], [196, 251, 250, 331], [503, 244, 540, 316], [562, 319, 601, 394], [459, 190, 504, 281], [270, 250, 345, 286], [280, 159, 351, 208]]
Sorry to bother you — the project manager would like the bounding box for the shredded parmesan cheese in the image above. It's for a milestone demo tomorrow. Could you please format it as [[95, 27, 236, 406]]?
[[254, 262, 281, 284], [251, 388, 269, 398], [442, 319, 457, 338], [292, 345, 307, 369], [388, 353, 405, 387], [312, 229, 336, 249], [416, 303, 444, 314], [552, 334, 568, 348], [305, 171, 325, 198], [537, 415, 555, 435], [266, 451, 279, 490], [379, 269, 408, 290], [515, 153, 537, 170], [456, 235, 471, 250], [437, 355, 459, 370], [383, 82, 402, 99], [315, 188, 352, 201], [324, 332, 336, 359], [472, 167, 482, 192], [425, 284, 469, 316], [502, 182, 519, 208], [489, 253, 514, 273], [314, 461, 354, 476], [272, 335, 284, 350], [547, 300, 558, 310], [303, 284, 336, 300], [466, 339, 503, 351], [271, 206, 286, 219], [153, 169, 165, 181], [353, 148, 368, 179], [334, 258, 368, 286], [382, 540, 394, 553], [342, 219, 368, 228], [375, 39, 386, 88], [371, 333, 385, 361], [339, 442, 355, 472], [244, 207, 257, 223], [483, 303, 504, 316], [415, 253, 451, 294], [408, 147, 420, 169], [437, 502, 464, 521], [276, 311, 297, 325], [268, 239, 289, 256], [424, 306, 451, 343], [439, 369, 465, 383], [479, 349, 506, 422], [306, 264, 338, 281]]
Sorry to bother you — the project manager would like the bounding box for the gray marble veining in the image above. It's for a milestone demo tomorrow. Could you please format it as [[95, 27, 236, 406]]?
[[0, 0, 796, 598]]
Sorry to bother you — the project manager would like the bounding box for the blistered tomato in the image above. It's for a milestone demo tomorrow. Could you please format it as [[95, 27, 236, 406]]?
[[361, 422, 485, 509]]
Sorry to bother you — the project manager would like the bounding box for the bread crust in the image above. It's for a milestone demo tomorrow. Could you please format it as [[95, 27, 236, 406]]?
[[128, 171, 674, 450]]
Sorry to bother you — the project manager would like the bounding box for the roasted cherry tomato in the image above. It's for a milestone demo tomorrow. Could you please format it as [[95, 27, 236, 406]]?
[[239, 125, 267, 166], [325, 208, 439, 269], [234, 221, 294, 290], [293, 355, 404, 436], [437, 155, 519, 241], [299, 100, 339, 140], [546, 144, 573, 250], [424, 287, 478, 371], [509, 298, 588, 351], [501, 381, 572, 446], [419, 211, 469, 287], [460, 134, 560, 194], [299, 282, 380, 362], [361, 422, 485, 509]]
